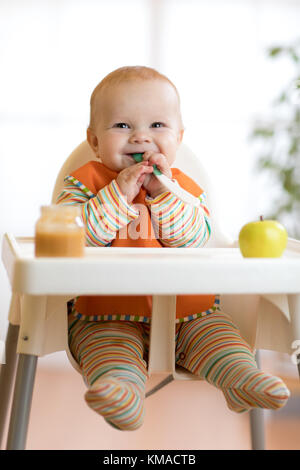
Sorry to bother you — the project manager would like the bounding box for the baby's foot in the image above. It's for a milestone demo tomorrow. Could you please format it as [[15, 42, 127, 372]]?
[[221, 368, 290, 413], [84, 377, 145, 430]]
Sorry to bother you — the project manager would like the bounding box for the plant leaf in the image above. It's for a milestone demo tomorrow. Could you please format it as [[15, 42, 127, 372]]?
[[268, 46, 282, 57]]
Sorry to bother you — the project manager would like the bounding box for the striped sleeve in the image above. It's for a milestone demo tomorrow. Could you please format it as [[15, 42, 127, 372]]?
[[145, 189, 211, 248], [56, 176, 139, 247]]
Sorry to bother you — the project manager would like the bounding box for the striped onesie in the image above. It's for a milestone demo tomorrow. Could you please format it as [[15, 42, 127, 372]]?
[[57, 161, 289, 430]]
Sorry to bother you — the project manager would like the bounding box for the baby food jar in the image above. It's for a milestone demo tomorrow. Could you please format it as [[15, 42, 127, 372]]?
[[35, 205, 85, 257]]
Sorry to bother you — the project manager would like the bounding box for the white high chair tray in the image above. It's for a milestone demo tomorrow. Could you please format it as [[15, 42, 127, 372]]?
[[2, 233, 300, 452], [2, 233, 300, 296]]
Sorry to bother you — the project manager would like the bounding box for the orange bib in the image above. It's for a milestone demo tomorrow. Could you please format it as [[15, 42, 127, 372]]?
[[71, 161, 216, 320]]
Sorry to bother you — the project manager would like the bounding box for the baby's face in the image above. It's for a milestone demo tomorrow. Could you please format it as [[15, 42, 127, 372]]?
[[88, 79, 184, 172]]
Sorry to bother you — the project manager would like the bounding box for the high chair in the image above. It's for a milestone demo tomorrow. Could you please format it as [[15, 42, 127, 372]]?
[[1, 141, 299, 450]]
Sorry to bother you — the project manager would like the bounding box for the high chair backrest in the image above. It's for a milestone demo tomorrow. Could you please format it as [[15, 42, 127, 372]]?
[[52, 141, 233, 248]]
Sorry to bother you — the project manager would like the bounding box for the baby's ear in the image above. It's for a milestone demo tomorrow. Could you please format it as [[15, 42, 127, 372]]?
[[177, 128, 184, 145], [87, 128, 100, 158]]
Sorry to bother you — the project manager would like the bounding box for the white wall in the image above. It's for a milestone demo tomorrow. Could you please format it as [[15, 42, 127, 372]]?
[[1, 0, 300, 363]]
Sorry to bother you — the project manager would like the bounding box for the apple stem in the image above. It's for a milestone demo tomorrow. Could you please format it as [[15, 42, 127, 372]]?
[[260, 215, 264, 221]]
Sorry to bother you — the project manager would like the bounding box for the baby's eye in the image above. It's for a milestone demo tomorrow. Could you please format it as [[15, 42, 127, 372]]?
[[113, 123, 130, 129], [151, 122, 165, 128]]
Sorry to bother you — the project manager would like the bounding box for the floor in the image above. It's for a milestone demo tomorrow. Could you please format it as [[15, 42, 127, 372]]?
[[2, 351, 300, 450]]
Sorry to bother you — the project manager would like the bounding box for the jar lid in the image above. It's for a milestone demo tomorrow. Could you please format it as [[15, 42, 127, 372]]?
[[40, 205, 81, 220]]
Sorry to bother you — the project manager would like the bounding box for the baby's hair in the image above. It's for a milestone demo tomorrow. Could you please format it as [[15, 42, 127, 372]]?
[[88, 65, 182, 130]]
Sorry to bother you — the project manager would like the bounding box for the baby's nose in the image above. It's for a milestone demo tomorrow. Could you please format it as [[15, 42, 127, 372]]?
[[129, 130, 151, 144]]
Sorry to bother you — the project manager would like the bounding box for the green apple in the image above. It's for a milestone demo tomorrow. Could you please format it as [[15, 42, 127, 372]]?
[[238, 216, 288, 257]]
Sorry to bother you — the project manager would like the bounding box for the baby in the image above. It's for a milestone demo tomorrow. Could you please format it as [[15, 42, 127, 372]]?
[[58, 66, 290, 431]]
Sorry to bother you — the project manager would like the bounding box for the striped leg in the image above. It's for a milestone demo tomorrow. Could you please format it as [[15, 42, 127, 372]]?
[[68, 317, 148, 430], [176, 312, 290, 413]]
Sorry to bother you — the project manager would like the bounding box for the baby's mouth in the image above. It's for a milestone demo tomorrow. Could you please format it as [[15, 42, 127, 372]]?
[[125, 152, 144, 160]]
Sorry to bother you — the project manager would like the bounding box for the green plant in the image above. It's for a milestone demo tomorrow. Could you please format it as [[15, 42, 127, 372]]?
[[250, 39, 300, 238]]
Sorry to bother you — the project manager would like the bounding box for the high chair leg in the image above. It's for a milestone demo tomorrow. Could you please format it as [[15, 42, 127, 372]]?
[[249, 350, 265, 450], [0, 323, 19, 449], [5, 294, 47, 449], [6, 353, 37, 450], [148, 295, 176, 375], [249, 406, 265, 450], [145, 375, 174, 398], [288, 294, 300, 379]]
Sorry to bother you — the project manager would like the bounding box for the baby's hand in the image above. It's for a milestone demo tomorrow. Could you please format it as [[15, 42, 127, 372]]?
[[116, 161, 153, 204], [142, 151, 172, 198]]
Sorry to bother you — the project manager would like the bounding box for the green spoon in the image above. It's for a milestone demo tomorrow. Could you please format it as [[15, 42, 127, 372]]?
[[132, 153, 161, 175], [131, 153, 200, 207]]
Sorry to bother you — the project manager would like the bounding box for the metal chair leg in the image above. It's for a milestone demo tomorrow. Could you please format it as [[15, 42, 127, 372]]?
[[249, 407, 265, 450], [297, 354, 300, 380], [249, 350, 265, 450], [146, 375, 174, 398], [6, 353, 37, 450], [0, 323, 19, 449], [288, 294, 300, 379]]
